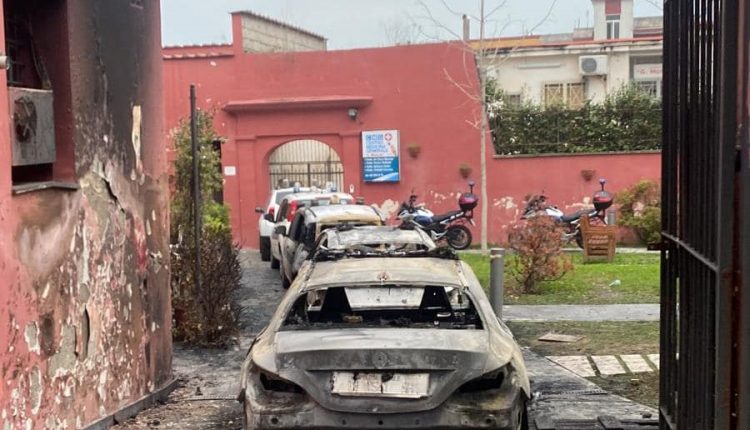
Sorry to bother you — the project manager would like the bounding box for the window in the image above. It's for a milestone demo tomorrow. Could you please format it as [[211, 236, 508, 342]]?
[[636, 81, 662, 99], [606, 15, 620, 39], [543, 82, 585, 108], [503, 93, 522, 108], [282, 286, 483, 330], [5, 0, 74, 189]]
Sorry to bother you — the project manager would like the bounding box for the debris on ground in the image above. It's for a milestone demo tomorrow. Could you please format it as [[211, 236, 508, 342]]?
[[538, 332, 584, 343]]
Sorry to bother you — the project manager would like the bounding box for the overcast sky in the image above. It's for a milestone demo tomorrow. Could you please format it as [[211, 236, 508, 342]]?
[[160, 0, 662, 49]]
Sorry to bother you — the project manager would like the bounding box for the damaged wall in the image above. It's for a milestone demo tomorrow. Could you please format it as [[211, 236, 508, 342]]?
[[0, 0, 171, 428]]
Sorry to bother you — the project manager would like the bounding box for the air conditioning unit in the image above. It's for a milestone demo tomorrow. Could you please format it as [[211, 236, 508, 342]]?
[[579, 55, 609, 76], [9, 87, 56, 167]]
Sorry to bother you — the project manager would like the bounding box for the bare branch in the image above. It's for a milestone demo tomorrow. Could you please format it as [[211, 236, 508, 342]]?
[[414, 0, 464, 41], [485, 0, 511, 20], [526, 0, 558, 35], [642, 0, 663, 11], [444, 68, 481, 102]]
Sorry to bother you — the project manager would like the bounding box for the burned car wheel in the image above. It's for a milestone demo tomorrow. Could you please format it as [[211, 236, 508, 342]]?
[[260, 236, 271, 261]]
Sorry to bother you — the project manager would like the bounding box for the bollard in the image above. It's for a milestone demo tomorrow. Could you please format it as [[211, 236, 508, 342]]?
[[489, 248, 505, 319]]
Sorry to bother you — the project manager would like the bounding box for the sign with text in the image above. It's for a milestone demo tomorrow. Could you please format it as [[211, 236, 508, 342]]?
[[634, 63, 663, 80], [362, 130, 400, 182]]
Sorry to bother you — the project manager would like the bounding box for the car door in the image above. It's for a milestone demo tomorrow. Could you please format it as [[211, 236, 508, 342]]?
[[283, 212, 305, 280], [271, 199, 289, 261], [291, 222, 317, 279]]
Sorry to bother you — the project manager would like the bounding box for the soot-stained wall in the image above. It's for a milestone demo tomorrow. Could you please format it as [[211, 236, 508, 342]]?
[[0, 0, 171, 428]]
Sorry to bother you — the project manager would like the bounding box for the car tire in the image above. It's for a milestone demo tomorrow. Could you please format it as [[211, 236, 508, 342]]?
[[517, 398, 529, 430], [280, 260, 291, 289], [270, 255, 280, 270], [259, 236, 271, 261]]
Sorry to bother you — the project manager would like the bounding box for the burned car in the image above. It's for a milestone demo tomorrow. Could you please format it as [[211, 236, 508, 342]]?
[[239, 252, 530, 429], [312, 225, 438, 257]]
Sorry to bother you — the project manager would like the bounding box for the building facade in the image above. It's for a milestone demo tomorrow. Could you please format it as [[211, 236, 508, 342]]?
[[482, 0, 663, 106], [0, 1, 172, 428], [163, 12, 660, 249]]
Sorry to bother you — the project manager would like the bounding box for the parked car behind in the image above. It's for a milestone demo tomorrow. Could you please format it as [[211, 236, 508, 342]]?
[[256, 186, 311, 261], [313, 225, 437, 257], [269, 191, 354, 270], [239, 250, 530, 429], [275, 204, 384, 288]]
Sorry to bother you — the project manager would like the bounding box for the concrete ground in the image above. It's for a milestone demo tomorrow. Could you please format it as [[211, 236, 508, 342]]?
[[114, 250, 656, 429]]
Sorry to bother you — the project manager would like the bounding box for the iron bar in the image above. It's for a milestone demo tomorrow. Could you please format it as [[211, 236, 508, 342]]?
[[662, 0, 747, 427], [190, 84, 202, 297]]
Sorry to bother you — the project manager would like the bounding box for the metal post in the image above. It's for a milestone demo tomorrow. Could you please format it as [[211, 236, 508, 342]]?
[[489, 248, 505, 318], [190, 84, 202, 295]]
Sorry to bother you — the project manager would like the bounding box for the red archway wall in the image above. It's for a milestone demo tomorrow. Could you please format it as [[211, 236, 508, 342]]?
[[163, 39, 661, 248]]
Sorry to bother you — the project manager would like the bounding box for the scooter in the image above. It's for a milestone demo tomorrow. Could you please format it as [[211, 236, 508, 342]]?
[[397, 181, 479, 250], [521, 178, 614, 248]]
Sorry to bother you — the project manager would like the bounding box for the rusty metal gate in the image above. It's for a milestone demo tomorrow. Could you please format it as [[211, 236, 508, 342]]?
[[661, 0, 749, 429], [268, 139, 344, 191]]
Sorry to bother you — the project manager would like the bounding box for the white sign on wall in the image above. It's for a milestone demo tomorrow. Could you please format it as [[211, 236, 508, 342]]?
[[634, 63, 663, 80], [362, 130, 400, 183]]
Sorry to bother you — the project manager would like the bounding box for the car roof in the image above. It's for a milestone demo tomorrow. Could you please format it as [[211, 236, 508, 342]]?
[[273, 187, 311, 194], [303, 204, 383, 223], [302, 257, 470, 290], [284, 191, 353, 202], [324, 226, 435, 248]]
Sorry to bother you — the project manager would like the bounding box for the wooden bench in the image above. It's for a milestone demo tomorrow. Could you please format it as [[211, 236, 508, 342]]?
[[580, 216, 617, 262]]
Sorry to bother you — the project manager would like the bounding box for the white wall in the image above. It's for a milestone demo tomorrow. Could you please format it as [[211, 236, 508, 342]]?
[[487, 42, 662, 104]]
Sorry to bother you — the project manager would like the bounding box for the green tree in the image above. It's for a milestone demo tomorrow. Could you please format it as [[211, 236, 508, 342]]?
[[170, 110, 241, 347]]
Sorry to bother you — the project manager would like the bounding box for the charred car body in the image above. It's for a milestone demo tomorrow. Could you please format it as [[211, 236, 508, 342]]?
[[240, 250, 530, 429]]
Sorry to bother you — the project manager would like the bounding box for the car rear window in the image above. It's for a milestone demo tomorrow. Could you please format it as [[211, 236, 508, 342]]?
[[282, 286, 483, 330]]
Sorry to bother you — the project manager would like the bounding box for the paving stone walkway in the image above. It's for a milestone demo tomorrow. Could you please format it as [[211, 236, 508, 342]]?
[[503, 304, 661, 322], [548, 354, 659, 377]]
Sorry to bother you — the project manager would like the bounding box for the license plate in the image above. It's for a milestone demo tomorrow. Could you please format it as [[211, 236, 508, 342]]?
[[331, 372, 429, 398]]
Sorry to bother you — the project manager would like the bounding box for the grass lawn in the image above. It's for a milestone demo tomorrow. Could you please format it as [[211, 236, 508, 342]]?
[[506, 321, 660, 356], [508, 321, 660, 408], [460, 252, 660, 305]]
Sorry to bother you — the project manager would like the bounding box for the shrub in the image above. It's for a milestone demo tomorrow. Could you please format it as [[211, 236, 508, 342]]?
[[171, 227, 242, 347], [490, 83, 662, 155], [170, 110, 242, 347], [617, 180, 662, 245], [508, 217, 573, 294]]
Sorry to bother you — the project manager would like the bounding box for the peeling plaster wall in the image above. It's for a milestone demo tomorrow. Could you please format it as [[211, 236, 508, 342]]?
[[0, 1, 171, 429]]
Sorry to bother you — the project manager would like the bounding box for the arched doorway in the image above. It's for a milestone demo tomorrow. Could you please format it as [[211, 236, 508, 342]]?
[[268, 139, 344, 191]]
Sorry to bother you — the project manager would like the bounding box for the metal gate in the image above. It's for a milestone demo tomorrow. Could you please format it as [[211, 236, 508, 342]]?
[[268, 139, 344, 191], [661, 0, 749, 428]]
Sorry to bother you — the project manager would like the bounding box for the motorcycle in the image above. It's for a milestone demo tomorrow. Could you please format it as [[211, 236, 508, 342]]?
[[521, 178, 614, 248], [397, 181, 479, 250]]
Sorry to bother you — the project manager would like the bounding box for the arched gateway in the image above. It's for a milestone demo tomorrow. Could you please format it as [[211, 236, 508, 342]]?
[[267, 139, 344, 191]]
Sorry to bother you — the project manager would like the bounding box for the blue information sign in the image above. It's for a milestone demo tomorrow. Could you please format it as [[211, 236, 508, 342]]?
[[362, 130, 400, 182]]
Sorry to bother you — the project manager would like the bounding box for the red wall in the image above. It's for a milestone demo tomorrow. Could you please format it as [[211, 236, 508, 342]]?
[[163, 20, 661, 248], [1, 1, 172, 427]]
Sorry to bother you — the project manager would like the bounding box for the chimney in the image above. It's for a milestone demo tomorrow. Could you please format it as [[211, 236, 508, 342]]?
[[463, 14, 470, 41]]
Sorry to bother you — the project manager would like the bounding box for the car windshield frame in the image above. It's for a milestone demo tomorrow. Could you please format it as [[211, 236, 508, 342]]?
[[279, 284, 486, 331]]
